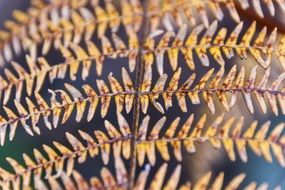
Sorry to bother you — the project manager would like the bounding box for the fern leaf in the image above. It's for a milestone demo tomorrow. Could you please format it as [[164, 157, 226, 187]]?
[[137, 113, 285, 167], [1, 0, 285, 189], [0, 55, 50, 104], [0, 67, 135, 144], [144, 21, 283, 74], [190, 170, 273, 190], [142, 65, 285, 115], [80, 162, 277, 190], [2, 20, 282, 105], [2, 65, 285, 144], [45, 170, 89, 190], [1, 113, 281, 190], [1, 0, 284, 67], [0, 0, 142, 65], [2, 164, 275, 190], [9, 111, 284, 171], [0, 0, 88, 65], [0, 30, 139, 104], [0, 116, 131, 189]]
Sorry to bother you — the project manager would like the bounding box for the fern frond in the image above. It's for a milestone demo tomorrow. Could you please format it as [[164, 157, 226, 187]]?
[[0, 0, 141, 64], [2, 64, 285, 143], [83, 162, 277, 190], [97, 162, 277, 190], [141, 65, 285, 115], [35, 0, 144, 55], [143, 21, 284, 74], [185, 169, 275, 190], [1, 0, 284, 188], [2, 19, 284, 105], [0, 114, 131, 189], [1, 0, 284, 67], [57, 20, 284, 75], [1, 109, 281, 189], [0, 34, 139, 104], [137, 113, 285, 167], [33, 170, 90, 190], [0, 0, 208, 65], [2, 20, 283, 104], [33, 164, 278, 190], [0, 0, 88, 65], [0, 55, 50, 105], [36, 163, 179, 190], [0, 68, 135, 144], [237, 0, 285, 18]]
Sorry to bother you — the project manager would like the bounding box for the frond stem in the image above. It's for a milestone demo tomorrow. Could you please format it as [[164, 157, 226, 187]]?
[[1, 86, 284, 128], [140, 135, 284, 147], [0, 134, 133, 184], [2, 43, 283, 95]]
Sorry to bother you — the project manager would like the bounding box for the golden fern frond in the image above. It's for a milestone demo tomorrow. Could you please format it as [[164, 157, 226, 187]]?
[[2, 64, 285, 144], [1, 0, 285, 189], [0, 32, 139, 104], [0, 0, 150, 64], [0, 55, 50, 104], [1, 0, 283, 67], [0, 0, 88, 65], [0, 0, 216, 65], [163, 0, 285, 27], [2, 20, 284, 105], [0, 111, 281, 189], [141, 65, 285, 115], [236, 0, 285, 18], [79, 162, 278, 190], [6, 110, 284, 175], [36, 163, 178, 190], [143, 21, 284, 75], [0, 0, 140, 64], [0, 68, 135, 144], [0, 115, 131, 189], [42, 165, 279, 190], [58, 35, 139, 75], [36, 0, 144, 56], [136, 113, 285, 167], [32, 170, 90, 190], [53, 20, 284, 75], [184, 169, 277, 190], [2, 18, 284, 105]]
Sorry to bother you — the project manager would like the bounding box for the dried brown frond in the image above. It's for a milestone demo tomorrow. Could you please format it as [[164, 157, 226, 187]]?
[[143, 21, 284, 74], [141, 65, 285, 115], [2, 18, 284, 106], [1, 0, 285, 189], [1, 157, 275, 190], [0, 67, 134, 144], [0, 33, 138, 104], [1, 64, 285, 145], [0, 113, 131, 189], [137, 113, 285, 167], [2, 0, 283, 67], [37, 19, 285, 77], [2, 110, 284, 189], [0, 0, 88, 65]]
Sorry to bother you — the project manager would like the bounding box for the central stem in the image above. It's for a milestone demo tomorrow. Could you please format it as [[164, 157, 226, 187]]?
[[128, 0, 150, 189]]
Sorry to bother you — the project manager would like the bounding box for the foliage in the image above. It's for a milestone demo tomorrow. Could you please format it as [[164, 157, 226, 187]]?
[[0, 0, 285, 189]]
